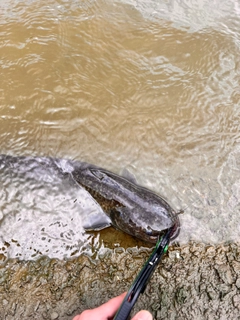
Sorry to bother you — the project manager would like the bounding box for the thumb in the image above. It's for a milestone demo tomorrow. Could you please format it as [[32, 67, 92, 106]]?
[[131, 310, 153, 320]]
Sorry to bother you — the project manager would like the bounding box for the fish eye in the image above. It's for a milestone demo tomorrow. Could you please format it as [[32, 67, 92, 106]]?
[[146, 230, 153, 235], [145, 227, 153, 235]]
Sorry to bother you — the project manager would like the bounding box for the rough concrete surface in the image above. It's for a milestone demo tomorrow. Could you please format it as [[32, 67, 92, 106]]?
[[0, 241, 240, 320]]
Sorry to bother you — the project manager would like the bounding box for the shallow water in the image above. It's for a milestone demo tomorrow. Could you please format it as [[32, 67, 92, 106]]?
[[0, 0, 240, 260]]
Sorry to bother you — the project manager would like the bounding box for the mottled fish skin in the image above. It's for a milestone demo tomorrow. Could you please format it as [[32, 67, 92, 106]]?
[[72, 162, 180, 243]]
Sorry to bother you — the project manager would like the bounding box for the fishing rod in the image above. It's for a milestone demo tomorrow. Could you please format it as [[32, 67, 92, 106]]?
[[113, 226, 175, 320]]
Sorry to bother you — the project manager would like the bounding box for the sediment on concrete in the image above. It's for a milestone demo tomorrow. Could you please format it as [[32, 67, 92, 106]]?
[[0, 241, 240, 319]]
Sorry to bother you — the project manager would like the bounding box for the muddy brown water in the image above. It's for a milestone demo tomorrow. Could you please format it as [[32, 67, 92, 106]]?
[[0, 0, 240, 319]]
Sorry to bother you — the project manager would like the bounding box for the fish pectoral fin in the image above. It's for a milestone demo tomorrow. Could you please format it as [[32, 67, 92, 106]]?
[[83, 213, 112, 231]]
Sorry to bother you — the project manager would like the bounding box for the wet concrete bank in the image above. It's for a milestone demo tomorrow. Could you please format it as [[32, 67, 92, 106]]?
[[0, 241, 240, 320]]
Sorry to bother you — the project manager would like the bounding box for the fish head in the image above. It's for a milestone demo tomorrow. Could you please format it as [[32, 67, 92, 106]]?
[[72, 164, 180, 243], [108, 206, 180, 243]]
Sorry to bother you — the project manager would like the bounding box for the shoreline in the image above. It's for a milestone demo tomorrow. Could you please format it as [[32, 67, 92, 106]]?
[[0, 241, 239, 319]]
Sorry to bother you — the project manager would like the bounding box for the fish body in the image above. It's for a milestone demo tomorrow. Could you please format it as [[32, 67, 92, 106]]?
[[72, 162, 180, 243], [0, 155, 180, 245]]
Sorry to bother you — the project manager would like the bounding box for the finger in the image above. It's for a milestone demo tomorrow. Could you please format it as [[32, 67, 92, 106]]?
[[72, 292, 127, 320], [131, 310, 153, 320], [97, 292, 127, 318]]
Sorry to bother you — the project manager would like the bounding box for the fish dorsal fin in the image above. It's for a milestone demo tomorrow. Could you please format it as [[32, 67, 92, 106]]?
[[121, 168, 137, 184]]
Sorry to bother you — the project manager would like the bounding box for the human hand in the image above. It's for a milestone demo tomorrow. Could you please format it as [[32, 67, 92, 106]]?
[[73, 292, 152, 320]]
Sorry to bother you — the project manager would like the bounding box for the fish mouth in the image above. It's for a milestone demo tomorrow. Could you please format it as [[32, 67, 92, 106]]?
[[142, 216, 181, 243], [130, 225, 163, 244], [123, 215, 181, 244], [169, 218, 181, 240], [136, 232, 160, 244]]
